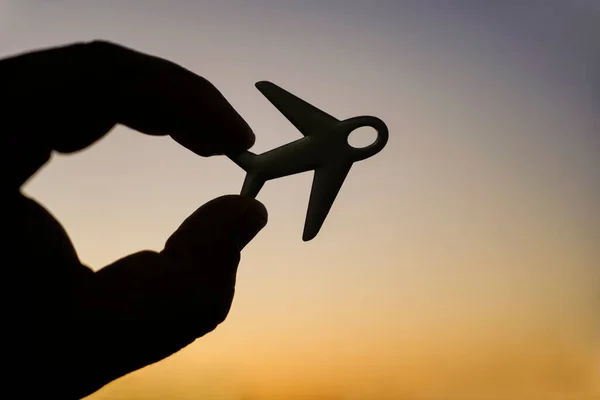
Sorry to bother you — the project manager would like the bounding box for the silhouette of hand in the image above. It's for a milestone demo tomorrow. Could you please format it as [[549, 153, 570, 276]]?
[[3, 41, 268, 399]]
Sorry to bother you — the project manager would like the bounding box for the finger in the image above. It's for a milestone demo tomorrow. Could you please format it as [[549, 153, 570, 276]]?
[[77, 195, 267, 393], [1, 41, 255, 188]]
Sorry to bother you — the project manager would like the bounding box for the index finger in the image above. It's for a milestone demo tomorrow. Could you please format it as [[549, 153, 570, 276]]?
[[1, 41, 255, 187]]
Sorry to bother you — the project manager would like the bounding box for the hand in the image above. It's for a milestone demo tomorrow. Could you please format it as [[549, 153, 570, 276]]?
[[3, 41, 268, 399]]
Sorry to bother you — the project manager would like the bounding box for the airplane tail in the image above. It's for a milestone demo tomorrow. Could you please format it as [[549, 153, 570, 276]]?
[[228, 150, 257, 172], [240, 172, 265, 198], [227, 151, 265, 198]]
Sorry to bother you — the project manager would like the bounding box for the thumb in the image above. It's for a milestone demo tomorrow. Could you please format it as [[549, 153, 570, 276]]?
[[161, 194, 269, 324], [81, 195, 267, 396]]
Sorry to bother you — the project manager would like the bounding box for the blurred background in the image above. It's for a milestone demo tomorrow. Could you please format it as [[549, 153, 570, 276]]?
[[2, 1, 599, 399]]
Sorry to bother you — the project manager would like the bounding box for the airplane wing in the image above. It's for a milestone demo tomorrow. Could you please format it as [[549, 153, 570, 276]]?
[[256, 81, 340, 137], [302, 161, 353, 241]]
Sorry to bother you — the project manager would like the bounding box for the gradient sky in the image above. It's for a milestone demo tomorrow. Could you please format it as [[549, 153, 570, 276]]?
[[2, 1, 599, 399]]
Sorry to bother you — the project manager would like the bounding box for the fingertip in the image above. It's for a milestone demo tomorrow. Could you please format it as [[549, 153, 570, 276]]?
[[236, 195, 269, 246], [164, 195, 268, 258], [207, 194, 269, 242], [240, 126, 256, 151], [198, 92, 257, 156], [209, 120, 256, 156]]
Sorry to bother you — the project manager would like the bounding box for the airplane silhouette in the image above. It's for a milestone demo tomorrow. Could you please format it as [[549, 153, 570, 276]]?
[[227, 81, 389, 241]]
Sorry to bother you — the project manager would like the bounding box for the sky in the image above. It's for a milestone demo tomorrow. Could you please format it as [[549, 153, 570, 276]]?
[[2, 1, 599, 399]]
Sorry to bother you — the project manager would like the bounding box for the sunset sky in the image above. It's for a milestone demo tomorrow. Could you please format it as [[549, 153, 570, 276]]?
[[2, 1, 599, 399]]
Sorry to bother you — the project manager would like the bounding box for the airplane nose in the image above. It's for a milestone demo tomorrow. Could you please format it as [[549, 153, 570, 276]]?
[[340, 116, 389, 162]]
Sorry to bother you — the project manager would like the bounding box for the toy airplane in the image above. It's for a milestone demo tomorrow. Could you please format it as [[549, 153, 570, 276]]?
[[227, 81, 389, 241]]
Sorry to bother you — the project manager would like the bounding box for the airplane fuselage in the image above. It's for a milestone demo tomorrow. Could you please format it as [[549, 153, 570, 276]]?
[[253, 133, 347, 180]]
